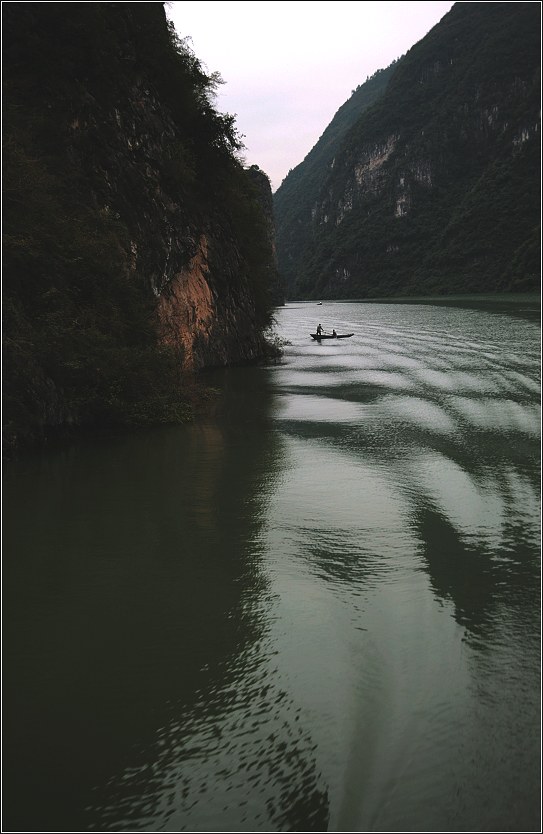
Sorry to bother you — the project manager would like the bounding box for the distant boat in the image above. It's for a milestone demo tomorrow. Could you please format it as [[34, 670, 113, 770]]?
[[317, 302, 323, 305], [310, 333, 354, 340]]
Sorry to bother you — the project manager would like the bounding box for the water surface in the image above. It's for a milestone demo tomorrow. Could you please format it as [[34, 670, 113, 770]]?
[[3, 297, 540, 832]]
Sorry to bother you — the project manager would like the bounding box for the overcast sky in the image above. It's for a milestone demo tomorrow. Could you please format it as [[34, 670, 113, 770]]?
[[166, 1, 455, 192]]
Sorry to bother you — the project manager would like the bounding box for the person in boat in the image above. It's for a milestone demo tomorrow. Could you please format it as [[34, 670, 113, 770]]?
[[332, 329, 337, 337], [316, 323, 323, 335]]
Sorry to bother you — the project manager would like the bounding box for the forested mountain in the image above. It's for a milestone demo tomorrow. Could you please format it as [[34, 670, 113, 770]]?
[[3, 3, 280, 448], [274, 63, 399, 293], [273, 64, 395, 292], [274, 2, 540, 299]]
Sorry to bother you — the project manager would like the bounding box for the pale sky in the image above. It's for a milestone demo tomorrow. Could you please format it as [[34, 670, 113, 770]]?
[[166, 1, 455, 191]]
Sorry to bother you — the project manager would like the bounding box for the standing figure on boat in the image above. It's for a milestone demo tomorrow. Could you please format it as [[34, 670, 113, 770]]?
[[316, 323, 323, 335]]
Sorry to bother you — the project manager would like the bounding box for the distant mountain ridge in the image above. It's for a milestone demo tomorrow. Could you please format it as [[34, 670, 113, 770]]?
[[273, 2, 540, 299]]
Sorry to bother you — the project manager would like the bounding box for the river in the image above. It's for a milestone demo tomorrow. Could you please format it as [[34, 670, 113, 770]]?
[[3, 296, 541, 832]]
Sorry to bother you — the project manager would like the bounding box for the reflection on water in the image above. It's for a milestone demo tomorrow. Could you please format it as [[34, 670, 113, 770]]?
[[4, 371, 329, 832], [4, 296, 540, 832]]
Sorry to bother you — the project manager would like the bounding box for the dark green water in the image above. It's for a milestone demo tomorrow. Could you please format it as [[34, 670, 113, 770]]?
[[3, 297, 541, 832]]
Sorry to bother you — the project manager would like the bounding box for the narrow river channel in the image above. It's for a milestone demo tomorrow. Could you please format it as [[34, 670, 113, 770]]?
[[4, 296, 540, 832]]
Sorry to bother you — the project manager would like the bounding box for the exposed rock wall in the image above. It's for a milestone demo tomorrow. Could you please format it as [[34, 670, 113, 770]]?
[[157, 235, 216, 370], [157, 232, 268, 370]]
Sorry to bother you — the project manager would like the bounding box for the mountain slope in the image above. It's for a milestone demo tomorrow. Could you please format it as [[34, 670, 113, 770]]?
[[273, 63, 398, 293], [3, 3, 279, 447], [274, 2, 540, 299]]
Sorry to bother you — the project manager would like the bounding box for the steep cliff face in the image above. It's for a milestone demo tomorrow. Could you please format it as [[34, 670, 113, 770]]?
[[245, 165, 285, 306], [275, 2, 540, 299], [157, 232, 271, 370], [3, 3, 277, 445], [273, 64, 397, 294], [65, 63, 278, 369]]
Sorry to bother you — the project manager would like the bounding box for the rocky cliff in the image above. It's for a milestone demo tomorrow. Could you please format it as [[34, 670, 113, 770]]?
[[245, 164, 285, 305], [3, 3, 279, 446], [273, 63, 397, 295], [274, 2, 540, 299]]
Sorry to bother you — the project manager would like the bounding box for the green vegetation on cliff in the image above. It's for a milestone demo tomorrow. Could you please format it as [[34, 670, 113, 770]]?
[[274, 2, 540, 299], [273, 63, 398, 293], [3, 3, 278, 448]]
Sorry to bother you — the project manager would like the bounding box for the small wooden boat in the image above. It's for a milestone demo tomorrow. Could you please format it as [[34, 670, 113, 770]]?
[[310, 333, 354, 340]]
